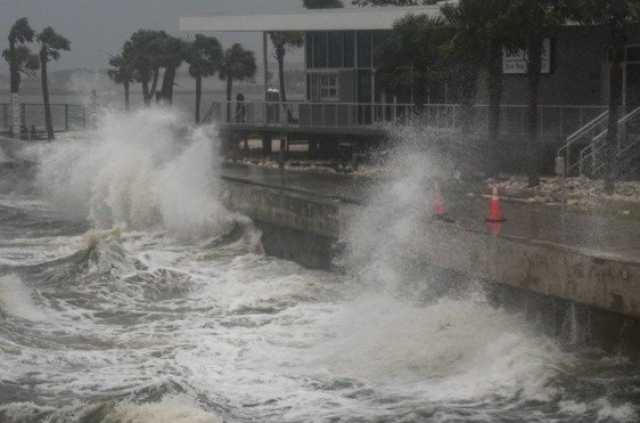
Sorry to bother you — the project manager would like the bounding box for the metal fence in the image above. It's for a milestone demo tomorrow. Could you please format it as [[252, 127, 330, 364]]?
[[0, 103, 88, 135], [208, 100, 607, 139]]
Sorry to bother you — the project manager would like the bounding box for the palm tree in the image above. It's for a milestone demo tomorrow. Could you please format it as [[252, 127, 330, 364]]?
[[440, 0, 511, 176], [302, 0, 344, 8], [37, 27, 70, 141], [269, 32, 303, 106], [185, 34, 223, 123], [157, 35, 185, 105], [219, 44, 257, 122], [507, 0, 565, 187], [3, 18, 37, 137], [107, 51, 134, 111], [125, 29, 166, 105], [375, 14, 447, 112]]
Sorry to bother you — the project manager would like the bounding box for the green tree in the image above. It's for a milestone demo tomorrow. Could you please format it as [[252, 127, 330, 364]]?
[[507, 0, 566, 187], [157, 35, 186, 105], [269, 32, 304, 105], [185, 34, 223, 123], [107, 51, 134, 111], [302, 0, 344, 8], [440, 0, 512, 175], [2, 18, 38, 137], [219, 44, 257, 122], [375, 14, 447, 112], [565, 0, 638, 193], [125, 29, 167, 105], [37, 27, 70, 141]]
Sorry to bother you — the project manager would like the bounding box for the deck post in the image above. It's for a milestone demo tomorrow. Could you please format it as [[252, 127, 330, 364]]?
[[262, 31, 271, 157], [279, 135, 287, 169]]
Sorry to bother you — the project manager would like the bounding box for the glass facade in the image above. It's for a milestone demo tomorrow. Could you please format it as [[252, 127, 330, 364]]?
[[344, 32, 355, 68], [313, 32, 327, 68], [328, 32, 344, 68], [357, 31, 372, 69], [304, 30, 386, 104], [305, 31, 374, 70]]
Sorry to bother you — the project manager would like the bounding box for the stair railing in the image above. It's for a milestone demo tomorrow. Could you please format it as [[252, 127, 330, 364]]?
[[578, 105, 640, 177], [557, 110, 609, 176]]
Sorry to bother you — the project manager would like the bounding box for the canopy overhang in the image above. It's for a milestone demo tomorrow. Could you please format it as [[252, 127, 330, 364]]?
[[179, 6, 443, 33]]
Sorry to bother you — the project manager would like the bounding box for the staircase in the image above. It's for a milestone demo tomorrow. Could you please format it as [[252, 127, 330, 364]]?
[[557, 110, 609, 176], [557, 106, 640, 178]]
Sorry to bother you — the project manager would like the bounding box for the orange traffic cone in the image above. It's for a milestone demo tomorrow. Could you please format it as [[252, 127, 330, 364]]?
[[433, 182, 446, 217], [432, 182, 454, 222], [485, 185, 506, 223]]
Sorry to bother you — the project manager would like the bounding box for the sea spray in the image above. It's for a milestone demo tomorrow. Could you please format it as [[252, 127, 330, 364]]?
[[339, 125, 457, 292], [30, 107, 236, 240]]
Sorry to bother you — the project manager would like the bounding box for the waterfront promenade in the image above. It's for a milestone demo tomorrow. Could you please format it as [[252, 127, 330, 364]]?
[[221, 162, 640, 263]]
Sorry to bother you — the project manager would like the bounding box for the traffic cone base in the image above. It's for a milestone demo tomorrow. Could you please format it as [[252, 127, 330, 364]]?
[[431, 182, 455, 223], [485, 186, 506, 223]]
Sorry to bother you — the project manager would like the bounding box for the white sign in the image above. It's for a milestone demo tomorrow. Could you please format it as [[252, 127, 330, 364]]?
[[503, 38, 552, 74]]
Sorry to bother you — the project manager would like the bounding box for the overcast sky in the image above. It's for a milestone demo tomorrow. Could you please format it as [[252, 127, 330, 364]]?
[[0, 0, 310, 73]]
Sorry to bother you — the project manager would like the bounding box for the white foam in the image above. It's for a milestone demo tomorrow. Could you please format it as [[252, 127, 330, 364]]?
[[596, 398, 638, 422], [105, 396, 222, 423], [0, 274, 46, 321]]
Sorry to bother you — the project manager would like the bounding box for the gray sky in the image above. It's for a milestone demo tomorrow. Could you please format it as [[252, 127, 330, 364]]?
[[0, 0, 308, 73]]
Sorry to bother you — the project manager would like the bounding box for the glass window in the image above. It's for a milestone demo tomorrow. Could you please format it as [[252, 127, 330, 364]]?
[[627, 46, 640, 62], [344, 32, 355, 68], [373, 31, 389, 68], [357, 69, 372, 102], [313, 32, 327, 68], [357, 31, 372, 69], [328, 32, 344, 68], [305, 33, 313, 68], [319, 73, 338, 100]]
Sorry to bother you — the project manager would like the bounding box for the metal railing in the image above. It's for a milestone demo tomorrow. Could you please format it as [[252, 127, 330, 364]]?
[[0, 103, 88, 136], [577, 105, 640, 177], [207, 100, 606, 138], [556, 109, 609, 176]]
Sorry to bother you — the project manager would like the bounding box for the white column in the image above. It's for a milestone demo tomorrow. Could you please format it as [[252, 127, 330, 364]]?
[[263, 32, 269, 99]]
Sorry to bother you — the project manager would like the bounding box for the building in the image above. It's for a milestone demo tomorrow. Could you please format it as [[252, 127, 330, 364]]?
[[181, 7, 640, 171]]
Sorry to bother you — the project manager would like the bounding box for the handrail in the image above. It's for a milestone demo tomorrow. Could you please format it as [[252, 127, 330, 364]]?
[[577, 105, 640, 177], [565, 110, 608, 145]]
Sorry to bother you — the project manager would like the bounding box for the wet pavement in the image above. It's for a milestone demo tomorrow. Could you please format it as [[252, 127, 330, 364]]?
[[221, 163, 640, 263]]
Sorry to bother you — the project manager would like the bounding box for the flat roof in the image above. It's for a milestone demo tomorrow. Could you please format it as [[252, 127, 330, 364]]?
[[179, 6, 443, 33]]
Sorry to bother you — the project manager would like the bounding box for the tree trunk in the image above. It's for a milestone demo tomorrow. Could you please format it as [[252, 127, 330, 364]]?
[[460, 64, 478, 142], [142, 80, 150, 106], [526, 32, 543, 187], [149, 68, 160, 104], [8, 40, 19, 137], [605, 25, 625, 194], [195, 74, 202, 124], [276, 45, 287, 103], [40, 54, 54, 141], [226, 76, 233, 122], [159, 66, 176, 104], [487, 41, 503, 177], [124, 80, 130, 112], [413, 76, 427, 116]]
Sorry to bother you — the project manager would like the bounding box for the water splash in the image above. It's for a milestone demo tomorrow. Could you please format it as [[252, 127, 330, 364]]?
[[30, 107, 236, 240]]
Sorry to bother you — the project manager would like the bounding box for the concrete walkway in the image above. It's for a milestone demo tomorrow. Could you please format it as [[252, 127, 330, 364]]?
[[221, 163, 640, 264]]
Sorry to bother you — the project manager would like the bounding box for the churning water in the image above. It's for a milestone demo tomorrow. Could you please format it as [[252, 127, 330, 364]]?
[[0, 108, 639, 422]]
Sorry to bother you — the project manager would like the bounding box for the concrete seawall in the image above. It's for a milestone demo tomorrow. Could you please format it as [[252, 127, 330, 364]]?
[[222, 174, 640, 320], [221, 170, 640, 354]]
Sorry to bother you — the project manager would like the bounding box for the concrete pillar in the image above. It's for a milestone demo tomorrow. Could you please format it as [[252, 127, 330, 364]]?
[[279, 136, 288, 169], [262, 133, 272, 157]]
